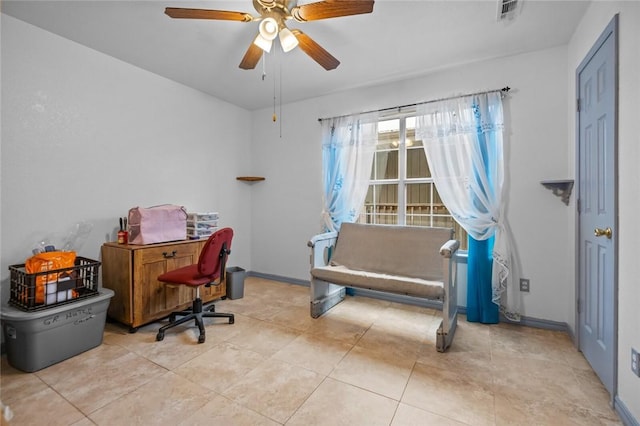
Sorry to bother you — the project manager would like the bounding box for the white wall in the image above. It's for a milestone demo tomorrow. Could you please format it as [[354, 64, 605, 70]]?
[[568, 1, 640, 420], [250, 46, 573, 323], [3, 6, 636, 421], [0, 15, 254, 303]]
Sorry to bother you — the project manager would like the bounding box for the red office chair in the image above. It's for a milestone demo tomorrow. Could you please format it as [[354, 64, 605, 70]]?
[[156, 228, 235, 343]]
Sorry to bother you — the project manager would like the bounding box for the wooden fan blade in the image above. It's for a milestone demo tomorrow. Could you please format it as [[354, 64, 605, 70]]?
[[291, 30, 340, 70], [165, 8, 253, 22], [239, 42, 263, 70], [291, 1, 374, 22]]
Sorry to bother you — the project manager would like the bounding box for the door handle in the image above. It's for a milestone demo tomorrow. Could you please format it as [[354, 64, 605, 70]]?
[[594, 227, 612, 239]]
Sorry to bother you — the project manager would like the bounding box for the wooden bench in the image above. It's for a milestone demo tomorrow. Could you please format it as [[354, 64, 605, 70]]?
[[308, 222, 459, 352]]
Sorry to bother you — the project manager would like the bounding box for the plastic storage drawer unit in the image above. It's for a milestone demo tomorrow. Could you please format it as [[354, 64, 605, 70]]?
[[186, 212, 219, 240], [1, 289, 114, 372]]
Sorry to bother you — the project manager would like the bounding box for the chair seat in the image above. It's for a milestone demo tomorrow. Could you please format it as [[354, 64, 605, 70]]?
[[158, 264, 215, 287]]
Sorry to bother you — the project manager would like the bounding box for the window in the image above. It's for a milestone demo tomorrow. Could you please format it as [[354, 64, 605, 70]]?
[[357, 114, 469, 250]]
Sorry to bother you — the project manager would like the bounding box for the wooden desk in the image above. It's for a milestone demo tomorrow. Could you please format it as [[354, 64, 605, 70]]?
[[101, 239, 226, 331]]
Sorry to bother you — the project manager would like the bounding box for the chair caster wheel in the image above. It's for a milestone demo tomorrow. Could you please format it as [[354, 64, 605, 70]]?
[[156, 332, 164, 341], [198, 335, 205, 344]]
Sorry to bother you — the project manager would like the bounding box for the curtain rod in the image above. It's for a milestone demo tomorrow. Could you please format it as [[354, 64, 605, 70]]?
[[317, 86, 511, 122]]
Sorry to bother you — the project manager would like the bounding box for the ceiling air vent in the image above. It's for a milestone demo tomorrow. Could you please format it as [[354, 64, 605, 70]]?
[[497, 0, 521, 21]]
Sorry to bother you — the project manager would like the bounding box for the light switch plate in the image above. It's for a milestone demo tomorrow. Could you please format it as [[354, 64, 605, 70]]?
[[632, 348, 640, 377]]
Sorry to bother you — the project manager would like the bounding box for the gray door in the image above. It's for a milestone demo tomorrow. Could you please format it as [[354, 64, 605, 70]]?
[[577, 15, 618, 396]]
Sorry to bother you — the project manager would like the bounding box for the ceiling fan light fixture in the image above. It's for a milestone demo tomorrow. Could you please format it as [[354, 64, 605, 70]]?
[[164, 0, 376, 71], [258, 17, 279, 41], [279, 27, 299, 53], [253, 34, 273, 52]]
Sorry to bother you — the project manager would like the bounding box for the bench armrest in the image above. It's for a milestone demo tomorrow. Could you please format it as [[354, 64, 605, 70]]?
[[308, 231, 338, 248], [308, 231, 339, 269], [438, 238, 459, 352], [440, 239, 460, 258]]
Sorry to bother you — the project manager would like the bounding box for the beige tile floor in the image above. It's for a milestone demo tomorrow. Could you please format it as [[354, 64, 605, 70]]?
[[1, 277, 622, 425]]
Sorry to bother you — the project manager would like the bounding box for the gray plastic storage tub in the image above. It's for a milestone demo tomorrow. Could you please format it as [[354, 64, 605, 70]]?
[[1, 288, 114, 372], [226, 267, 245, 300]]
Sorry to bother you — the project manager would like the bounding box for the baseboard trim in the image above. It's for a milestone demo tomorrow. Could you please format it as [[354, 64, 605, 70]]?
[[615, 396, 639, 426], [247, 271, 310, 287], [248, 272, 570, 334], [506, 315, 568, 332]]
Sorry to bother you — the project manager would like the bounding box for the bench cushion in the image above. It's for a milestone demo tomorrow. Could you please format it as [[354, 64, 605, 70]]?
[[329, 223, 453, 281], [311, 264, 444, 299]]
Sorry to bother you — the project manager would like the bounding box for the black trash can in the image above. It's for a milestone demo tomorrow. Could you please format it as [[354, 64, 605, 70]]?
[[225, 267, 245, 300]]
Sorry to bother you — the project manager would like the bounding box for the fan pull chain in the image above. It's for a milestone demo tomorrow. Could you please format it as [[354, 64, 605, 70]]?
[[261, 52, 267, 81], [272, 47, 277, 123], [273, 74, 277, 122], [279, 58, 283, 138]]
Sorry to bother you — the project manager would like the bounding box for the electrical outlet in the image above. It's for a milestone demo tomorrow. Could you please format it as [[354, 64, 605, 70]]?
[[632, 348, 640, 377], [519, 278, 530, 292]]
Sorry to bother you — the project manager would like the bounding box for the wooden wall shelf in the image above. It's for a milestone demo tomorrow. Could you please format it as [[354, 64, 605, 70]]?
[[541, 180, 574, 206], [236, 176, 265, 182]]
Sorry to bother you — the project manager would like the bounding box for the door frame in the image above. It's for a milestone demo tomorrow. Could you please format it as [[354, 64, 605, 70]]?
[[574, 14, 619, 401]]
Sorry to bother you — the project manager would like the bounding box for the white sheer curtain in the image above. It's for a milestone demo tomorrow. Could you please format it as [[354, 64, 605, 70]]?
[[320, 112, 379, 232], [415, 92, 520, 321]]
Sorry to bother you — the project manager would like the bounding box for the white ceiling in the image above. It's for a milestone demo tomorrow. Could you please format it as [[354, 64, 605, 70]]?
[[2, 0, 590, 110]]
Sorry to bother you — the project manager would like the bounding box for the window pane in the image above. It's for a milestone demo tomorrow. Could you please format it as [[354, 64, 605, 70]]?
[[358, 115, 468, 250], [379, 119, 399, 133], [406, 182, 431, 226], [432, 189, 449, 215], [375, 119, 399, 179], [406, 147, 429, 178], [406, 120, 428, 178], [377, 119, 399, 150], [359, 184, 398, 225], [454, 223, 469, 251], [373, 150, 398, 179], [406, 119, 424, 148], [405, 182, 468, 250]]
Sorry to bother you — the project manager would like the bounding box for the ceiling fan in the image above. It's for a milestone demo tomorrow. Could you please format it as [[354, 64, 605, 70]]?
[[165, 0, 375, 71]]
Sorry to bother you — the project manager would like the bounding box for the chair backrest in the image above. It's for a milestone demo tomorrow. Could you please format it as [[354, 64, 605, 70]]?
[[197, 227, 234, 279], [330, 223, 454, 281]]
